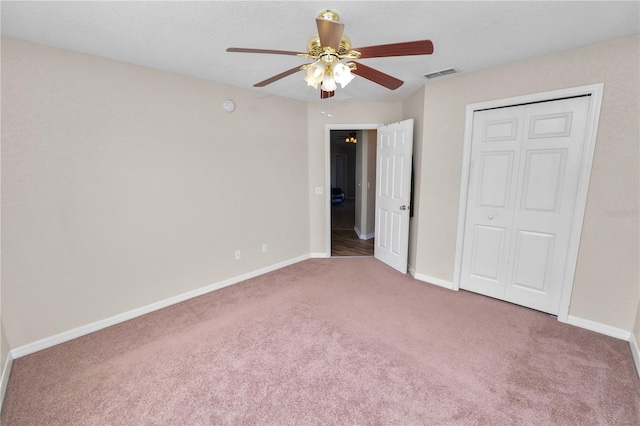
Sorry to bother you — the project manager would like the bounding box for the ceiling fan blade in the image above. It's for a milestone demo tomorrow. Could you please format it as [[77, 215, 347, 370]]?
[[354, 40, 434, 59], [227, 47, 304, 56], [320, 90, 335, 99], [254, 65, 304, 87], [350, 62, 404, 90], [316, 18, 344, 50]]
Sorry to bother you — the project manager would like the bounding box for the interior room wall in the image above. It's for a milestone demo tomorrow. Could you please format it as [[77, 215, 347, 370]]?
[[0, 321, 8, 374], [634, 301, 640, 377], [1, 37, 309, 349], [354, 133, 363, 234], [330, 139, 356, 198], [365, 130, 377, 237], [347, 147, 356, 199], [401, 88, 426, 272], [308, 102, 402, 255], [634, 301, 640, 347], [0, 319, 9, 409], [415, 35, 639, 332], [353, 130, 373, 238]]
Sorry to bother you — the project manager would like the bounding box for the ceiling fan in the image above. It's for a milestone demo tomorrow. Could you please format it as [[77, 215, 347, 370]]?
[[226, 9, 434, 99]]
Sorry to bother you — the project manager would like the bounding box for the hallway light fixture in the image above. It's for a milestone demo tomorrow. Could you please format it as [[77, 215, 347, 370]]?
[[345, 132, 357, 143]]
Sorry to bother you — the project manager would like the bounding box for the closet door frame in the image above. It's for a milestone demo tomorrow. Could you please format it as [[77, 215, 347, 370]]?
[[453, 83, 604, 323]]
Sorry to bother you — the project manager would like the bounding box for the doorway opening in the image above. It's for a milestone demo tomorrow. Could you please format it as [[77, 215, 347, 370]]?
[[328, 127, 378, 257]]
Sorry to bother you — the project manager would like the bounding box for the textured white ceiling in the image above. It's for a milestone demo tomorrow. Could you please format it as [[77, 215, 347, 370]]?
[[2, 1, 639, 103]]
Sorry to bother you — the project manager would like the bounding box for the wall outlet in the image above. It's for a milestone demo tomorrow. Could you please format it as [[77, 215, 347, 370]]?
[[234, 250, 241, 260], [315, 187, 324, 195], [262, 243, 268, 253]]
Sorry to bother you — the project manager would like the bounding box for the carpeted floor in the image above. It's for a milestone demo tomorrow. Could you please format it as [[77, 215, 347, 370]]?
[[2, 258, 639, 425]]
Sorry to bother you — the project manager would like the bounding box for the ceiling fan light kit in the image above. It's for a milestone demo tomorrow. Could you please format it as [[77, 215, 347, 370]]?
[[226, 9, 434, 98], [332, 62, 355, 88], [303, 61, 326, 89]]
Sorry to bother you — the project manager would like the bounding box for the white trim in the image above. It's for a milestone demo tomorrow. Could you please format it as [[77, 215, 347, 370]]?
[[452, 101, 477, 292], [556, 84, 604, 322], [325, 123, 383, 258], [630, 333, 640, 380], [11, 254, 310, 359], [409, 266, 454, 290], [453, 83, 604, 323], [354, 226, 374, 241], [566, 315, 631, 341], [1, 351, 13, 412], [310, 252, 330, 258]]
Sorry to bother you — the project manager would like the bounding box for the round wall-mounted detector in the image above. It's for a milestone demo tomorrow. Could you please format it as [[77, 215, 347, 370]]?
[[223, 100, 235, 112]]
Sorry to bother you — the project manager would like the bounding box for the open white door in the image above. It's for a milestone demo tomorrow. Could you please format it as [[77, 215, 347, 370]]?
[[374, 119, 414, 273]]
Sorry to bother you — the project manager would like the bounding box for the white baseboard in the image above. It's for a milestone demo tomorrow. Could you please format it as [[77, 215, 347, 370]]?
[[566, 315, 632, 341], [630, 334, 640, 380], [11, 254, 311, 359], [353, 226, 374, 241], [310, 252, 330, 258], [408, 267, 454, 290], [1, 351, 13, 413]]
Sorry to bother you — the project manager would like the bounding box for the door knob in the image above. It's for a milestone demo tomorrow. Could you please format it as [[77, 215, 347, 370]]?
[[488, 215, 494, 220], [400, 205, 407, 211]]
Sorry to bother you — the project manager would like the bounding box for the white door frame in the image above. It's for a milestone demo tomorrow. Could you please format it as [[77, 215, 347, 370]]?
[[453, 83, 604, 323], [325, 123, 383, 257]]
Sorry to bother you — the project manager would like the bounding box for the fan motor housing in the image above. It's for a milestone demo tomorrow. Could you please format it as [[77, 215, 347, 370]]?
[[318, 9, 340, 21], [307, 34, 352, 58]]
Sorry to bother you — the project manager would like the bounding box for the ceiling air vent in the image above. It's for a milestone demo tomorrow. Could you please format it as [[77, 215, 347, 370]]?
[[424, 67, 460, 79]]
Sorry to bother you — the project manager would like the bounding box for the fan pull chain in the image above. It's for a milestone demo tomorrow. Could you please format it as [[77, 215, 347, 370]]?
[[320, 97, 333, 118]]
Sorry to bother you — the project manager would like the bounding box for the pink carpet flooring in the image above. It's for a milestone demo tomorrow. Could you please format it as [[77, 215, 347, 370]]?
[[2, 258, 639, 424]]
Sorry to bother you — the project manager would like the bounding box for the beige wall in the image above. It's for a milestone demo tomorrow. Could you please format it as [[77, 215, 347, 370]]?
[[402, 88, 426, 271], [354, 131, 363, 234], [1, 321, 8, 372], [415, 36, 640, 331], [354, 140, 362, 231], [365, 130, 377, 237], [3, 33, 638, 352], [307, 102, 402, 255], [634, 301, 640, 347], [1, 37, 309, 348], [330, 139, 357, 198], [635, 301, 640, 377], [354, 130, 376, 238]]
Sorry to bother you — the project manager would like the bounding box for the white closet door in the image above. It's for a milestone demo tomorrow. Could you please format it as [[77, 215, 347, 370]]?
[[460, 96, 591, 314], [459, 106, 523, 298], [504, 97, 591, 313]]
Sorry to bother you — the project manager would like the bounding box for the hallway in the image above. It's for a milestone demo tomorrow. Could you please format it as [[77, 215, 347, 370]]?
[[331, 199, 374, 257]]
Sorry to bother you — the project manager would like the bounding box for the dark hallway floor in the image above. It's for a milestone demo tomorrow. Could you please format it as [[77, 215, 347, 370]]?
[[331, 199, 374, 257]]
